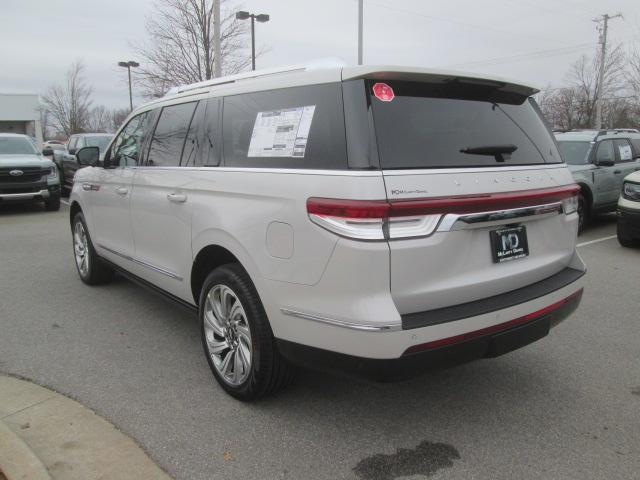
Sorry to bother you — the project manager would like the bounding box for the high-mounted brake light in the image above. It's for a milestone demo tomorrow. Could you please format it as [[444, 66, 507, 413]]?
[[372, 82, 395, 102], [307, 185, 580, 241]]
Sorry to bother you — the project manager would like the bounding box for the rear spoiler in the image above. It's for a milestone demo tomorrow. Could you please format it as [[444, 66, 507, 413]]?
[[341, 65, 539, 98]]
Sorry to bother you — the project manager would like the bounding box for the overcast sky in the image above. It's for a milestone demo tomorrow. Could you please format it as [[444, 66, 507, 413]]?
[[1, 0, 638, 110]]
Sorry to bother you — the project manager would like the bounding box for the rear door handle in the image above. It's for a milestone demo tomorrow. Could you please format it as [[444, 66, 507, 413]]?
[[614, 170, 622, 174], [167, 193, 187, 203], [115, 186, 129, 195]]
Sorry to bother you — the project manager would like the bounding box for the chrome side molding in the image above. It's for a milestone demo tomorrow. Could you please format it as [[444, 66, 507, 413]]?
[[280, 308, 401, 332], [97, 244, 183, 281]]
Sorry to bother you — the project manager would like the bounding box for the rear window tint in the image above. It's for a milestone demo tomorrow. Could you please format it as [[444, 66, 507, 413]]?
[[369, 80, 562, 169], [222, 83, 347, 169]]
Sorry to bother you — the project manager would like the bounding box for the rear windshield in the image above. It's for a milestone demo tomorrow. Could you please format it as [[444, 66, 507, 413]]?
[[0, 137, 38, 155], [556, 141, 592, 165], [369, 80, 561, 169]]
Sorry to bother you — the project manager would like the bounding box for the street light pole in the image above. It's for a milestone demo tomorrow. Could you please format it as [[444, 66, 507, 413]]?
[[251, 14, 256, 71], [118, 61, 140, 111], [236, 11, 270, 71], [358, 0, 363, 65]]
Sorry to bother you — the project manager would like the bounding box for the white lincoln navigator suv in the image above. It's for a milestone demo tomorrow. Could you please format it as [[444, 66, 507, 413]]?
[[69, 65, 586, 400]]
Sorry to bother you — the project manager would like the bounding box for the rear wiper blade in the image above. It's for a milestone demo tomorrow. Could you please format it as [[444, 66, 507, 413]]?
[[459, 144, 518, 163]]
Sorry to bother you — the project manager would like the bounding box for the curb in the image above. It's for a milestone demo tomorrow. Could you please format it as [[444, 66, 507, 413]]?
[[0, 418, 51, 480]]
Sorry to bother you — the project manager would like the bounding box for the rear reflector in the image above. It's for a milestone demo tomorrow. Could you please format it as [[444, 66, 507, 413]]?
[[307, 184, 580, 240], [404, 288, 583, 354]]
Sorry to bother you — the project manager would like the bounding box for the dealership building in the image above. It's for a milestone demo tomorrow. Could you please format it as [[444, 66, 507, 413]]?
[[0, 93, 43, 148]]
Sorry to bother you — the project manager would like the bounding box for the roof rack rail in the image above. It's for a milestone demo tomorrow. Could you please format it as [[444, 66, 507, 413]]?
[[165, 57, 348, 96]]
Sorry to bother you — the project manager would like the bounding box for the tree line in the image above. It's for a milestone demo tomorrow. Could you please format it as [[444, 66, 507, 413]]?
[[538, 42, 640, 130], [40, 0, 249, 140]]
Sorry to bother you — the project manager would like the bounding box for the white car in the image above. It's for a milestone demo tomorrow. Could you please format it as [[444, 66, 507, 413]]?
[[68, 64, 586, 400], [617, 171, 640, 247]]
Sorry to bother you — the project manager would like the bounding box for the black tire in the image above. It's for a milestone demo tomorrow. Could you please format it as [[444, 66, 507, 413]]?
[[71, 212, 114, 285], [617, 222, 636, 248], [45, 192, 61, 211], [59, 170, 69, 197], [200, 264, 295, 400], [577, 193, 588, 235]]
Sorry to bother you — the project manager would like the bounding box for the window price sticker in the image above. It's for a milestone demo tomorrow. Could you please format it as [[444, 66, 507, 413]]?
[[248, 106, 316, 158]]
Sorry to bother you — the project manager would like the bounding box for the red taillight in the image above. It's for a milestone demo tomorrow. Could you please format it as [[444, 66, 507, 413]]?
[[307, 185, 580, 241], [404, 288, 584, 354], [306, 198, 389, 219]]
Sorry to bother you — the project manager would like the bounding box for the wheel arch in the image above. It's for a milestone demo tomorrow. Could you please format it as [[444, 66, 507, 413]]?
[[577, 183, 593, 214], [69, 200, 83, 226]]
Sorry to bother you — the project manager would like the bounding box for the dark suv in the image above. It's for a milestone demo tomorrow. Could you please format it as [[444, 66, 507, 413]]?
[[0, 133, 61, 210]]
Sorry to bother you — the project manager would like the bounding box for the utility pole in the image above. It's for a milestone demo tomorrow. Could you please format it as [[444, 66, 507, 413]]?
[[213, 0, 221, 77], [358, 0, 363, 65], [593, 13, 622, 129]]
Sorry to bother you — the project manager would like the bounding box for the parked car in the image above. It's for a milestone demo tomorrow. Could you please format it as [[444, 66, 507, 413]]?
[[42, 141, 66, 157], [56, 133, 113, 193], [69, 64, 586, 400], [0, 133, 61, 210], [554, 131, 640, 232], [617, 171, 640, 247]]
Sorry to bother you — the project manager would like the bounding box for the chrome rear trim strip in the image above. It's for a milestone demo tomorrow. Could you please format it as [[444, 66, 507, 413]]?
[[437, 202, 564, 232], [281, 308, 401, 332], [97, 244, 183, 281]]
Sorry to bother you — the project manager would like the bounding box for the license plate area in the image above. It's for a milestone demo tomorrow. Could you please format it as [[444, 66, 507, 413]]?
[[490, 225, 529, 263]]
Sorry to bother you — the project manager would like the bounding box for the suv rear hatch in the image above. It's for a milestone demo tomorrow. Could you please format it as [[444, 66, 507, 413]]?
[[348, 71, 579, 318]]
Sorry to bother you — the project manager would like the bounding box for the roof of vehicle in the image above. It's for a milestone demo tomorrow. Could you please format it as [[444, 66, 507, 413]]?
[[0, 133, 30, 138], [72, 133, 113, 137], [138, 62, 539, 115], [555, 131, 640, 142]]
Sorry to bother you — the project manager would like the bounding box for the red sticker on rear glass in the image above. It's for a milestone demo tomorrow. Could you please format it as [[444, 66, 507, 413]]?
[[372, 83, 395, 102]]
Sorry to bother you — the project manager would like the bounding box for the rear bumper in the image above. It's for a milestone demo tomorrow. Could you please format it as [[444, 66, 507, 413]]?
[[278, 288, 583, 382]]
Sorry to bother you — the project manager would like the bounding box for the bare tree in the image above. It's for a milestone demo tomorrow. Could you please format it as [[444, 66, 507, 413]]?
[[42, 60, 93, 136], [539, 44, 629, 130], [132, 0, 252, 98], [109, 108, 130, 133], [87, 105, 111, 132]]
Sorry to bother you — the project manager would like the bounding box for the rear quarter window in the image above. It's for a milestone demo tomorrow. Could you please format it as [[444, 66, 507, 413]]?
[[369, 80, 562, 169], [222, 83, 347, 169]]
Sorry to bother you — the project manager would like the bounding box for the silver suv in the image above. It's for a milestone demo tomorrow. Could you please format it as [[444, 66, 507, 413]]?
[[69, 65, 586, 400], [555, 131, 640, 232]]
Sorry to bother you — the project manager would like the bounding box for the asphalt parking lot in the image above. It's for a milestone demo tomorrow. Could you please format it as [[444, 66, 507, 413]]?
[[1, 202, 639, 480]]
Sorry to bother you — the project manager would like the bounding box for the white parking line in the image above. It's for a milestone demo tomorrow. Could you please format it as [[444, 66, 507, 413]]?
[[577, 235, 617, 248], [60, 199, 69, 206]]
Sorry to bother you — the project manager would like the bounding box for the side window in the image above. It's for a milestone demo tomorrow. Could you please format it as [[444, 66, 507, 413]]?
[[614, 139, 633, 163], [595, 140, 614, 163], [181, 101, 205, 167], [631, 139, 640, 158], [198, 97, 221, 166], [222, 83, 347, 169], [108, 111, 150, 167], [76, 137, 85, 149], [67, 136, 77, 152], [147, 101, 197, 167]]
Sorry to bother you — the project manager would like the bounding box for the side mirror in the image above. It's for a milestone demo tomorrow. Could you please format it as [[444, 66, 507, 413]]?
[[77, 146, 100, 167], [596, 158, 615, 167], [42, 148, 53, 156]]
